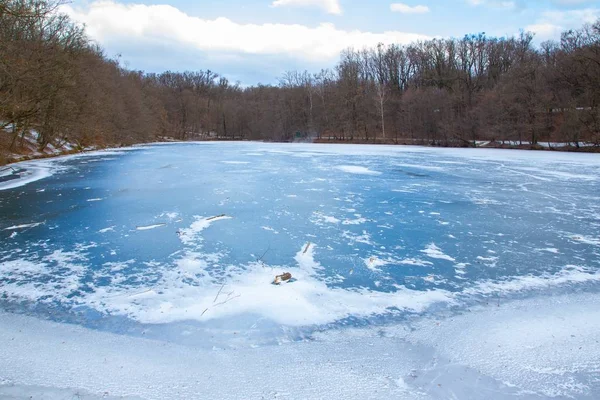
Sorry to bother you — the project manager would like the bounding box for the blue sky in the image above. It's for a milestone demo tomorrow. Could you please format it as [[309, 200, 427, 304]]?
[[65, 0, 600, 84]]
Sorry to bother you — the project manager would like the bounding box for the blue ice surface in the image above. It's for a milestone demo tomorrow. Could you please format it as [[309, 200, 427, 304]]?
[[0, 142, 599, 344]]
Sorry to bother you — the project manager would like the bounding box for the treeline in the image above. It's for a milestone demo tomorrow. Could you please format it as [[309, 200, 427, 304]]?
[[0, 0, 167, 155], [1, 0, 599, 160]]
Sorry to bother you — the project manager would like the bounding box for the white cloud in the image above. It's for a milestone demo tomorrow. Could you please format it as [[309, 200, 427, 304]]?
[[271, 0, 342, 15], [526, 23, 564, 39], [552, 0, 593, 4], [466, 0, 519, 10], [526, 8, 600, 41], [61, 1, 430, 62], [390, 3, 430, 14]]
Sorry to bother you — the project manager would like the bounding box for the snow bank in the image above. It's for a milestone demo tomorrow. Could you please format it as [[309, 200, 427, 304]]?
[[1, 291, 598, 399], [405, 292, 600, 398], [0, 384, 137, 400], [0, 309, 429, 400]]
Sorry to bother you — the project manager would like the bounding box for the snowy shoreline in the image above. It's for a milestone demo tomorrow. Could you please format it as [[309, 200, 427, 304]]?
[[2, 137, 597, 168], [0, 147, 141, 191], [1, 291, 599, 399]]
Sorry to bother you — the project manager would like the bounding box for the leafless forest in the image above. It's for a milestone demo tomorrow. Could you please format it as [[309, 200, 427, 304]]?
[[1, 0, 599, 164]]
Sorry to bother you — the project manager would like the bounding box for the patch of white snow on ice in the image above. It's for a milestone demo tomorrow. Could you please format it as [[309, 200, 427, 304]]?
[[420, 243, 455, 262], [3, 222, 45, 231], [136, 223, 167, 231], [178, 215, 232, 246], [335, 165, 381, 175]]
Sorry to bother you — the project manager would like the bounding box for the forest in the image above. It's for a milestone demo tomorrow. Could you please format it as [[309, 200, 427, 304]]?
[[1, 0, 600, 164]]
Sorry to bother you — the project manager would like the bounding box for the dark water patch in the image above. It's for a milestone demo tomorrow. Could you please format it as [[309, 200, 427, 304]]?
[[396, 168, 431, 178]]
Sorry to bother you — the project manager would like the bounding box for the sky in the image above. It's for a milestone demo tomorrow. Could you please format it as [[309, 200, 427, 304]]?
[[63, 0, 600, 85]]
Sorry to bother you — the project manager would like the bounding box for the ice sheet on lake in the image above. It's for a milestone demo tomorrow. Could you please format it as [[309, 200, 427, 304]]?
[[1, 142, 600, 399]]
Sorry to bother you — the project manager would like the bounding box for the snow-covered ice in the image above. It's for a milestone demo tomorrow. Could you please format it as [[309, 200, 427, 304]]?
[[0, 142, 599, 399], [136, 223, 167, 231], [0, 162, 53, 190], [420, 243, 455, 262], [335, 165, 382, 175], [3, 222, 45, 231]]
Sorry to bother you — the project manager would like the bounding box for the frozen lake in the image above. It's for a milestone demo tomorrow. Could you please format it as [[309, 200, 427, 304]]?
[[1, 142, 599, 399]]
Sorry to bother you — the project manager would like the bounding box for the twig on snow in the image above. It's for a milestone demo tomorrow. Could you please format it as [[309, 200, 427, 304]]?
[[213, 283, 225, 303], [206, 214, 227, 221], [303, 242, 311, 254], [213, 294, 241, 307]]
